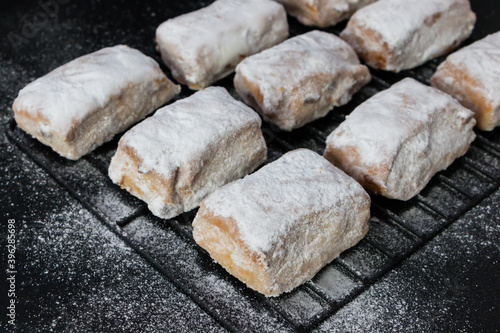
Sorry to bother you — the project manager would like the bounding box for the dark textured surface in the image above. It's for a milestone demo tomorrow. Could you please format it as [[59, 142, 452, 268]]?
[[314, 189, 500, 333], [0, 130, 225, 332], [1, 0, 500, 332]]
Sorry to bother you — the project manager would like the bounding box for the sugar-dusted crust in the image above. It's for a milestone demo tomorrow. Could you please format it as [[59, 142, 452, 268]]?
[[155, 0, 288, 90], [193, 149, 370, 296], [274, 0, 377, 27], [234, 31, 371, 131], [109, 87, 267, 219], [12, 45, 180, 160], [340, 0, 476, 72], [324, 78, 476, 200], [431, 32, 500, 131]]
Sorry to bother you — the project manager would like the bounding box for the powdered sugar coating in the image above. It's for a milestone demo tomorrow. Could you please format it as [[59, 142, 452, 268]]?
[[324, 78, 476, 200], [121, 87, 261, 176], [328, 79, 447, 169], [13, 45, 168, 135], [431, 31, 500, 130], [274, 0, 377, 27], [340, 0, 476, 71], [203, 149, 369, 253], [109, 86, 267, 219], [195, 149, 370, 295], [155, 0, 288, 89], [436, 31, 500, 100], [235, 30, 370, 131]]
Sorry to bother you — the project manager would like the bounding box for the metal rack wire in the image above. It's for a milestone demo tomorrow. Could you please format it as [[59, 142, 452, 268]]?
[[7, 70, 500, 330]]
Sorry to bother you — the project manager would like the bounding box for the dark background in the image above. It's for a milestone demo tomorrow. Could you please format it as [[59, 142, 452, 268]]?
[[1, 0, 499, 332]]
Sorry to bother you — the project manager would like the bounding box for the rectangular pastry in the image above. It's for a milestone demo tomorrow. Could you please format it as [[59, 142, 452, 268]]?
[[12, 45, 180, 160], [274, 0, 377, 27], [155, 0, 289, 90], [193, 149, 370, 297], [323, 78, 476, 201], [108, 87, 267, 220], [340, 0, 476, 72], [234, 30, 371, 131], [431, 31, 500, 131]]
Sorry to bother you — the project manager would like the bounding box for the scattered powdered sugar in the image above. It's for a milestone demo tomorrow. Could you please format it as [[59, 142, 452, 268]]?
[[312, 264, 363, 302], [0, 57, 28, 125], [13, 45, 167, 134], [314, 189, 500, 333], [267, 288, 329, 328], [15, 207, 223, 332], [0, 136, 223, 332], [123, 215, 292, 332], [2, 2, 498, 329]]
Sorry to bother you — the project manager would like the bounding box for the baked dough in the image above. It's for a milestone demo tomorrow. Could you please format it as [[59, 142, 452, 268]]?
[[234, 30, 371, 131], [274, 0, 377, 27], [431, 31, 500, 131], [12, 45, 180, 160], [340, 0, 476, 72], [155, 0, 288, 90], [193, 149, 370, 297], [108, 87, 267, 219], [323, 78, 476, 200]]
